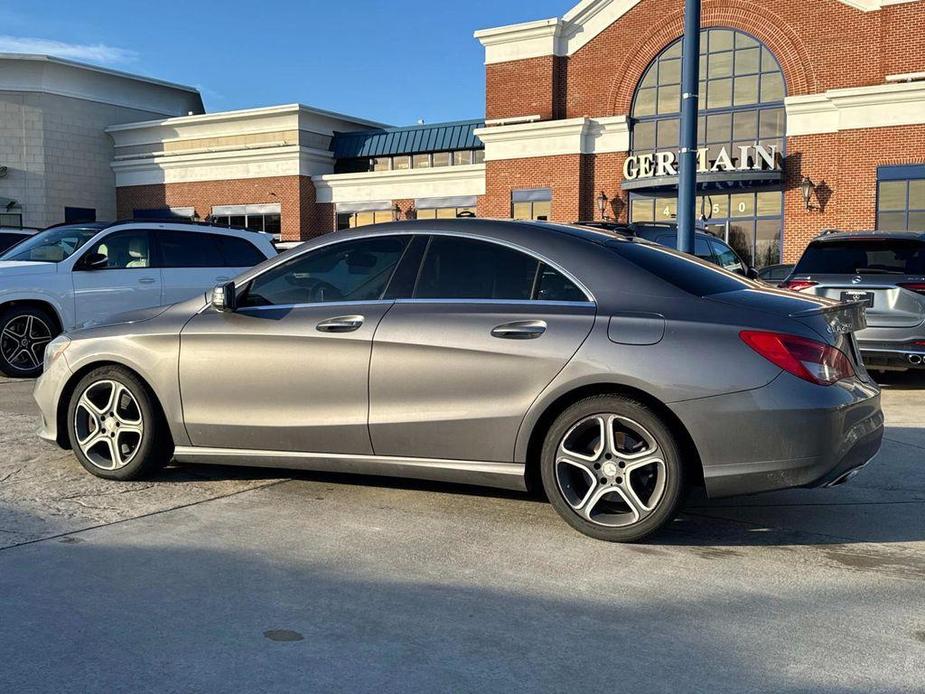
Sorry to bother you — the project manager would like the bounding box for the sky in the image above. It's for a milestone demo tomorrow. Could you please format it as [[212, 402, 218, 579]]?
[[0, 0, 571, 126]]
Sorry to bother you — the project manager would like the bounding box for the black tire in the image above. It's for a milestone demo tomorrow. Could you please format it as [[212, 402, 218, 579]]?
[[0, 305, 59, 378], [540, 394, 686, 542], [66, 365, 173, 480]]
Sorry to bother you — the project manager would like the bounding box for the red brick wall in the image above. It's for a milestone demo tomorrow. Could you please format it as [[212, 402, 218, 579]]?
[[479, 155, 591, 221], [486, 56, 559, 121], [782, 124, 925, 263], [116, 176, 330, 241]]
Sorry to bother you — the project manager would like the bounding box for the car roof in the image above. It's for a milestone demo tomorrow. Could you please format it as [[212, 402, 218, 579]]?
[[812, 229, 925, 242]]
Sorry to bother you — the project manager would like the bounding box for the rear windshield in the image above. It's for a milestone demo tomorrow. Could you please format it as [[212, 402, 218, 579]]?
[[606, 240, 751, 296], [795, 239, 925, 275]]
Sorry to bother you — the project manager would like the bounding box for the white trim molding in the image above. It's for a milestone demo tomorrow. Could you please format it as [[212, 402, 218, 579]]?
[[475, 0, 923, 64], [313, 164, 486, 205], [474, 116, 629, 161], [111, 145, 334, 186], [785, 81, 925, 136]]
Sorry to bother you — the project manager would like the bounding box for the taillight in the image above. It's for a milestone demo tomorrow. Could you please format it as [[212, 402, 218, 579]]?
[[739, 330, 854, 386], [898, 282, 925, 296], [779, 279, 818, 292]]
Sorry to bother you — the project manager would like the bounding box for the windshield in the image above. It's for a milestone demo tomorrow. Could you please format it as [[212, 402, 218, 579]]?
[[0, 225, 103, 263], [795, 239, 925, 275]]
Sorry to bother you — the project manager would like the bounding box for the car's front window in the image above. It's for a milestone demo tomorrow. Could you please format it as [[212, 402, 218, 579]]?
[[241, 236, 409, 307], [0, 225, 102, 263]]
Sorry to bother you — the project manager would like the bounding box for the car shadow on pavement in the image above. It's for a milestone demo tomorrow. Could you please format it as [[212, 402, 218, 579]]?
[[0, 519, 921, 692]]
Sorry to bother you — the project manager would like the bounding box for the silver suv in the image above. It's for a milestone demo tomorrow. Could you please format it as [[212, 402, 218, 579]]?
[[782, 230, 925, 371]]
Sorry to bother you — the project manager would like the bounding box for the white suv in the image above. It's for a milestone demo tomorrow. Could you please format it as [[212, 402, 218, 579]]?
[[0, 220, 276, 377]]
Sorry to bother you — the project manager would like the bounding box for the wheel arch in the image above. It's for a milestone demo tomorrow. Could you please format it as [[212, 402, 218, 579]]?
[[521, 382, 704, 495], [0, 298, 64, 333], [55, 360, 172, 450]]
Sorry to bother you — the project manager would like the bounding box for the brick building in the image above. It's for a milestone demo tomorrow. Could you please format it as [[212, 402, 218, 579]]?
[[93, 0, 925, 265]]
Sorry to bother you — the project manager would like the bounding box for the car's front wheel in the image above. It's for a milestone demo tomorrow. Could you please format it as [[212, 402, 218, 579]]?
[[540, 395, 686, 542], [66, 365, 173, 480], [0, 305, 58, 378]]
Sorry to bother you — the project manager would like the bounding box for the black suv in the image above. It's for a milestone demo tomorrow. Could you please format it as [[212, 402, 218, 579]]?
[[575, 221, 758, 278]]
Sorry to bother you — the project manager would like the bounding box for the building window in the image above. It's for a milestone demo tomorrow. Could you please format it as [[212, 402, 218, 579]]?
[[878, 166, 925, 231], [211, 204, 282, 240], [512, 189, 552, 221], [631, 28, 786, 166], [0, 213, 22, 228], [335, 149, 485, 174], [630, 190, 782, 267], [65, 207, 96, 223], [416, 207, 477, 219], [336, 209, 394, 230]]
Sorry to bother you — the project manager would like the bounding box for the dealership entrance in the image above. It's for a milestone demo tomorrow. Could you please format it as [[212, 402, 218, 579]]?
[[628, 188, 783, 267]]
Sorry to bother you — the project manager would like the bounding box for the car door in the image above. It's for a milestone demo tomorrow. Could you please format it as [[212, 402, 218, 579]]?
[[368, 234, 596, 462], [178, 234, 410, 453], [71, 229, 162, 326], [157, 230, 265, 305]]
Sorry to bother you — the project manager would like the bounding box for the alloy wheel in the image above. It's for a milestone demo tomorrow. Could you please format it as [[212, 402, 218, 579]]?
[[555, 414, 667, 527], [73, 380, 145, 470], [0, 314, 52, 373]]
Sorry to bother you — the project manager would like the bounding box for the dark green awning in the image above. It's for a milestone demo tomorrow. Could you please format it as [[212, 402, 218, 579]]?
[[332, 119, 484, 159]]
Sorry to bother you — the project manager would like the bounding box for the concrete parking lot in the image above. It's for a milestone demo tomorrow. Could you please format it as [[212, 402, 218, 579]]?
[[1, 373, 923, 692]]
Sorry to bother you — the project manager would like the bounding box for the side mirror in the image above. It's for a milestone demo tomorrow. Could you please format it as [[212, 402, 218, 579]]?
[[746, 266, 760, 280], [81, 252, 108, 270], [211, 281, 237, 312]]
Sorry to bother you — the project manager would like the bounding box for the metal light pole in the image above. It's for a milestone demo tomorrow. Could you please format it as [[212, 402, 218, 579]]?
[[676, 0, 701, 254]]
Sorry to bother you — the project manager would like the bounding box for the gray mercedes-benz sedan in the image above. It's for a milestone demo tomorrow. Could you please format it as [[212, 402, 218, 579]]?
[[34, 219, 884, 542]]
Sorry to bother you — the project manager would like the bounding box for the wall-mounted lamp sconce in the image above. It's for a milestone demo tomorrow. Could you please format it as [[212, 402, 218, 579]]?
[[393, 203, 402, 221], [597, 191, 609, 220], [800, 176, 817, 210]]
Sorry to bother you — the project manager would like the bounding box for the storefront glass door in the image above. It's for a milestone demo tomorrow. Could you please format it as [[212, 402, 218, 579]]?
[[628, 189, 783, 267]]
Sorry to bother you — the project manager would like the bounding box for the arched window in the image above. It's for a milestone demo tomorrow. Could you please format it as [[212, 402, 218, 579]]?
[[628, 28, 786, 268], [632, 28, 785, 159]]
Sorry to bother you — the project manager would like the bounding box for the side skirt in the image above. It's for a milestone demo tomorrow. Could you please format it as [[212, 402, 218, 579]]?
[[172, 446, 528, 492]]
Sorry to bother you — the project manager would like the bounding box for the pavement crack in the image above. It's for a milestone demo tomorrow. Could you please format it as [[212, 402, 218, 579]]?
[[0, 468, 23, 484]]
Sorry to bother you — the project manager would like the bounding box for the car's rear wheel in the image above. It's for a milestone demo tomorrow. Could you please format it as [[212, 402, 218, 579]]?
[[0, 305, 58, 378], [540, 395, 686, 542], [66, 365, 172, 480]]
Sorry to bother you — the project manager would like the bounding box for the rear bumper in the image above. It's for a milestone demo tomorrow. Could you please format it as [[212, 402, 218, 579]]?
[[670, 373, 883, 498], [856, 341, 925, 370]]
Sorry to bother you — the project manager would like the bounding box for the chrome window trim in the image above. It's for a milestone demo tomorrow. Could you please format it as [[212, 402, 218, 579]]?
[[234, 298, 596, 313], [240, 229, 597, 305]]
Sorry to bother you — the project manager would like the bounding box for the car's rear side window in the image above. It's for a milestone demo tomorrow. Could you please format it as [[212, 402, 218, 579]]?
[[607, 240, 750, 296], [794, 239, 925, 275], [655, 234, 715, 263], [217, 235, 266, 266], [414, 237, 538, 300], [158, 231, 223, 268]]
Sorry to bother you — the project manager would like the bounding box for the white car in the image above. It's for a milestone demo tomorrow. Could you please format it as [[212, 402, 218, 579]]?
[[0, 220, 276, 377]]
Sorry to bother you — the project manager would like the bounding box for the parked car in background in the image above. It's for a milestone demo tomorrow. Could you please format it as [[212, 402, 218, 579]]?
[[781, 230, 925, 371], [758, 263, 795, 283], [0, 227, 39, 254], [0, 220, 276, 377], [576, 221, 758, 278], [34, 219, 882, 542]]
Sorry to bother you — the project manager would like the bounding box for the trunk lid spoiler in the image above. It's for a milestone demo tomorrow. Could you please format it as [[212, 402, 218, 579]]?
[[789, 299, 867, 334]]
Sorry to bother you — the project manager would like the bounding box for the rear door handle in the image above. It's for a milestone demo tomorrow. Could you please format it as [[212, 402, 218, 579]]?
[[491, 320, 547, 339], [316, 315, 365, 333], [138, 277, 157, 285]]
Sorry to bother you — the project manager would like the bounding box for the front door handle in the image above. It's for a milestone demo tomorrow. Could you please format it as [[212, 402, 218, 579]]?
[[491, 320, 547, 339], [316, 315, 365, 333], [138, 277, 157, 285]]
